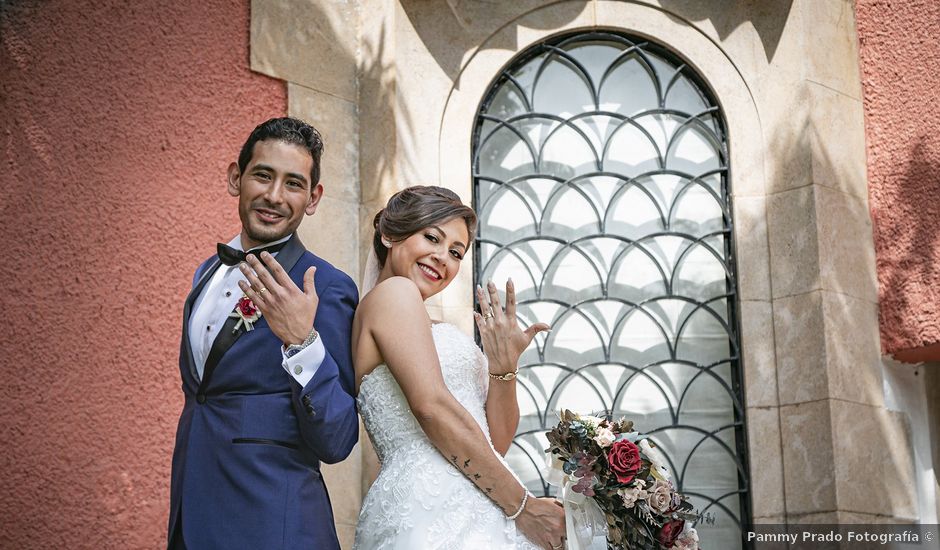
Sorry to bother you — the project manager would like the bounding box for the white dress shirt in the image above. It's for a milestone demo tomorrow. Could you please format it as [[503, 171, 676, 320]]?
[[188, 235, 325, 387]]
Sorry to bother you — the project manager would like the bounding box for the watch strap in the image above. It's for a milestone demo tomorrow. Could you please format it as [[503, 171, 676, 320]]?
[[284, 325, 319, 358]]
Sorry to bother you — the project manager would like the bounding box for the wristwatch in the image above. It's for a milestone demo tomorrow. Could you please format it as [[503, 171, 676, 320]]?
[[488, 370, 518, 381], [284, 326, 319, 358]]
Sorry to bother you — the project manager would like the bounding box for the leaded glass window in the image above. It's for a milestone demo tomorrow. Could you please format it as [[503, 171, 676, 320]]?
[[472, 32, 749, 548]]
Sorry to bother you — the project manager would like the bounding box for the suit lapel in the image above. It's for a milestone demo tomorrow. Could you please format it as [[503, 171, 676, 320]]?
[[197, 234, 307, 393], [181, 258, 222, 382]]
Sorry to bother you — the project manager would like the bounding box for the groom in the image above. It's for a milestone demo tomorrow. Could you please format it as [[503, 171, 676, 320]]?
[[168, 117, 359, 549]]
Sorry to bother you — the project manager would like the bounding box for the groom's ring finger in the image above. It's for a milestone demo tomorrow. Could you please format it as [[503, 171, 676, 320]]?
[[239, 280, 265, 305], [240, 267, 267, 302], [246, 254, 278, 290]]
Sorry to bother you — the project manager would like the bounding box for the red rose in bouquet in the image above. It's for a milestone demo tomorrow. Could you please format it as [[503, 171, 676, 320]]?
[[657, 519, 685, 548], [607, 439, 642, 484]]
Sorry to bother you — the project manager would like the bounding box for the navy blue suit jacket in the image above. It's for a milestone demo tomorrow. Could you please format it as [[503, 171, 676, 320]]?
[[168, 234, 359, 549]]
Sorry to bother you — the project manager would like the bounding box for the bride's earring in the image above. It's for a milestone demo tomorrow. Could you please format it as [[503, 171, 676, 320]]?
[[381, 238, 392, 248]]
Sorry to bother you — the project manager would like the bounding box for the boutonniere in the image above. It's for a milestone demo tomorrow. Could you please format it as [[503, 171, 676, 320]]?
[[230, 295, 262, 332]]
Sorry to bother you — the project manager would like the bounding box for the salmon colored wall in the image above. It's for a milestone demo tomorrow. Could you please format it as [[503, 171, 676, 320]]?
[[856, 0, 940, 362], [0, 1, 285, 547]]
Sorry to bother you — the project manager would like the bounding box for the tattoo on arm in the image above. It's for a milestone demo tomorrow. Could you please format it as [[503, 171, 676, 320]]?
[[449, 455, 493, 498]]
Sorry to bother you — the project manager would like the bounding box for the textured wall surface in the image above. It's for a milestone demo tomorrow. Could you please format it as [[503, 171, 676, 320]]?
[[856, 0, 940, 361], [0, 1, 285, 547]]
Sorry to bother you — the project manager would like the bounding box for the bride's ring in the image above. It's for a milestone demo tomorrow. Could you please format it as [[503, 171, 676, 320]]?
[[258, 287, 268, 295], [482, 310, 495, 321], [552, 544, 564, 550]]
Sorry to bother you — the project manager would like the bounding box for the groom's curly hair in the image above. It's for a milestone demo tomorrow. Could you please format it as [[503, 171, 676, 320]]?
[[373, 186, 477, 267]]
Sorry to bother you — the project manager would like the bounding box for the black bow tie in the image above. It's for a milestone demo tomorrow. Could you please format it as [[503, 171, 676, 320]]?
[[217, 240, 288, 267]]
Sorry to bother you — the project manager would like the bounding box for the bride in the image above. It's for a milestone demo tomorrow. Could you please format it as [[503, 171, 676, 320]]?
[[352, 186, 566, 550]]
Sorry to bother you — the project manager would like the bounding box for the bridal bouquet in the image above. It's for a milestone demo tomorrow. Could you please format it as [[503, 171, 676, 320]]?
[[545, 410, 700, 550]]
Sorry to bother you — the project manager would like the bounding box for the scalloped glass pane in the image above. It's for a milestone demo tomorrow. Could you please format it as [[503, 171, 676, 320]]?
[[488, 78, 530, 119], [612, 308, 672, 365], [476, 125, 537, 180], [609, 246, 670, 302], [479, 184, 536, 234], [670, 180, 725, 233], [664, 71, 711, 116], [607, 184, 666, 239], [673, 243, 728, 301], [603, 121, 661, 176], [531, 54, 595, 115], [666, 122, 722, 174], [635, 112, 682, 157], [541, 246, 603, 298], [571, 114, 621, 155], [545, 312, 607, 365], [677, 367, 736, 432], [543, 189, 601, 237], [598, 53, 659, 115], [615, 372, 674, 421], [567, 41, 624, 86], [540, 123, 598, 177]]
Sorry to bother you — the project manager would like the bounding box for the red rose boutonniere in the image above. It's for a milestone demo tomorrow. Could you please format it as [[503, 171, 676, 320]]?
[[229, 295, 261, 332]]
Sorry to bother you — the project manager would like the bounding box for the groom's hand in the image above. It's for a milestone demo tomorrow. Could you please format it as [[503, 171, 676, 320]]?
[[238, 251, 319, 345]]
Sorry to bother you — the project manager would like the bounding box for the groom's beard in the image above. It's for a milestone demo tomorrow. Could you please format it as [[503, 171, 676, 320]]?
[[241, 199, 299, 244]]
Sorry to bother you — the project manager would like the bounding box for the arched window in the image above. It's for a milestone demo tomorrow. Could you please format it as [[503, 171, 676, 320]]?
[[472, 31, 749, 547]]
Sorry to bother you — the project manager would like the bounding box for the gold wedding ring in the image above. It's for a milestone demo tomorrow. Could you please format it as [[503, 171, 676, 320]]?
[[258, 287, 268, 295], [482, 310, 495, 320]]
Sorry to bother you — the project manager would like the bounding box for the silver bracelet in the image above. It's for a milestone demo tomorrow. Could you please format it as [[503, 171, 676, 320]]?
[[284, 325, 319, 358], [506, 490, 529, 520]]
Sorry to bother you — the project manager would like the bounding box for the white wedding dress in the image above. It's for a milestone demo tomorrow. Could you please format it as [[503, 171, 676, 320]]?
[[353, 323, 540, 550]]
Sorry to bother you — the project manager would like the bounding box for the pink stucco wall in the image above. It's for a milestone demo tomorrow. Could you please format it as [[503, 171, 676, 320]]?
[[856, 0, 940, 362], [0, 1, 285, 547]]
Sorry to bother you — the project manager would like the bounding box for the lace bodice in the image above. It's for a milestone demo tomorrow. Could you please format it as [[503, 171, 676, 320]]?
[[353, 323, 538, 550], [358, 323, 490, 462]]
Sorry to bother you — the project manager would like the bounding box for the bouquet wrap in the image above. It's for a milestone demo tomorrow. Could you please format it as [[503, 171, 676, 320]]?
[[547, 454, 608, 550]]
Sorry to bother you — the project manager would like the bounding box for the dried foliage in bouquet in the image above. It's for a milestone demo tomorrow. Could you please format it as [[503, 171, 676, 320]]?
[[546, 410, 701, 550]]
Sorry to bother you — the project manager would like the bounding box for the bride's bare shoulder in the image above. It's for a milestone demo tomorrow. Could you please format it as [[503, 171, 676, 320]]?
[[358, 277, 424, 319]]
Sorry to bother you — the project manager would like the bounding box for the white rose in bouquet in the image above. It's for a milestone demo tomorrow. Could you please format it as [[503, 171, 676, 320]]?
[[593, 426, 616, 448], [638, 438, 670, 480]]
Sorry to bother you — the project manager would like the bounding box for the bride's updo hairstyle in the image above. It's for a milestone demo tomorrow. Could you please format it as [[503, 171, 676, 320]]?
[[373, 186, 477, 267]]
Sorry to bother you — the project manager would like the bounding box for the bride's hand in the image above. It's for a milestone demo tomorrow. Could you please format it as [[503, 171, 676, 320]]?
[[474, 279, 550, 375], [516, 496, 566, 549]]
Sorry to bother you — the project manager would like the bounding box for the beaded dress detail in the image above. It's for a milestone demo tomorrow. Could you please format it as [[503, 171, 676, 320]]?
[[353, 323, 538, 550]]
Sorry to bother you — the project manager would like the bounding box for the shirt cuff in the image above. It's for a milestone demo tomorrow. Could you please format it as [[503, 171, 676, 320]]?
[[281, 336, 326, 387]]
